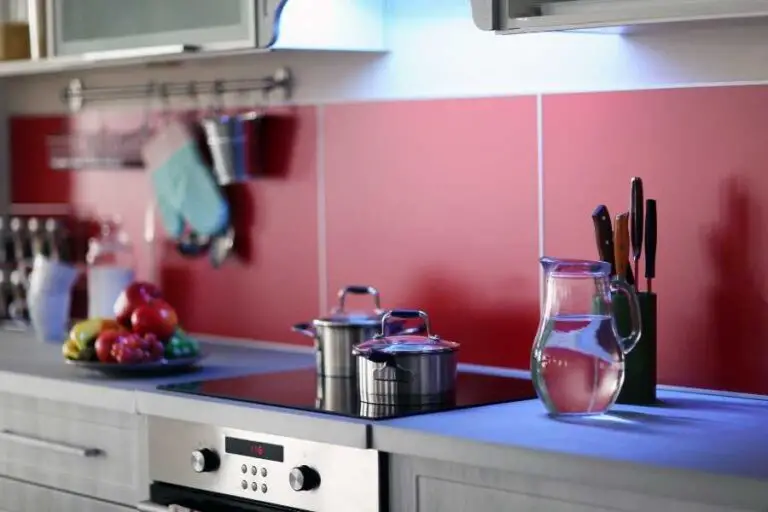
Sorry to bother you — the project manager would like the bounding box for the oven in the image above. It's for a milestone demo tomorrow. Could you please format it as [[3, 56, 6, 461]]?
[[142, 417, 386, 512]]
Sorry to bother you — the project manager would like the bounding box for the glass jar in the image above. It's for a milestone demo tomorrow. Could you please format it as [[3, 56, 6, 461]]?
[[0, 0, 30, 61], [86, 217, 135, 319]]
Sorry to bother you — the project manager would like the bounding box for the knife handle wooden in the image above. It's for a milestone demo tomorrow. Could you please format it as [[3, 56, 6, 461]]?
[[614, 212, 630, 281]]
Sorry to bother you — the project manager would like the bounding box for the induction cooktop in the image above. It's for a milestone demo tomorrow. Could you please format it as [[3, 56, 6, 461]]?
[[158, 367, 537, 420]]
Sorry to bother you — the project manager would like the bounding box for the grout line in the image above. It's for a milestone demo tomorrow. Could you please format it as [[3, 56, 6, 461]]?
[[536, 94, 545, 310], [316, 105, 328, 315]]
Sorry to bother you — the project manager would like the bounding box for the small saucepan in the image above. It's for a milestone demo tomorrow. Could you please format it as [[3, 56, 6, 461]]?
[[293, 285, 417, 378], [353, 309, 460, 406]]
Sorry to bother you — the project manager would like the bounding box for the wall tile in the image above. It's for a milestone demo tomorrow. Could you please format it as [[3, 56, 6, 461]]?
[[10, 107, 320, 346], [323, 97, 540, 368], [542, 86, 768, 394]]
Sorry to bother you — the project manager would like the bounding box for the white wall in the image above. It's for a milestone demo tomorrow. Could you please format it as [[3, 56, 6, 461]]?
[[6, 0, 768, 114]]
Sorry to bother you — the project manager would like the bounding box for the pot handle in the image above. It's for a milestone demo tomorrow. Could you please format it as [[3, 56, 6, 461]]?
[[379, 309, 434, 339], [292, 322, 316, 337], [337, 285, 381, 312]]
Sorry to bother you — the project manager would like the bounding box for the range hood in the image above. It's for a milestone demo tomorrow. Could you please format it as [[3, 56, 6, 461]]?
[[469, 0, 768, 34]]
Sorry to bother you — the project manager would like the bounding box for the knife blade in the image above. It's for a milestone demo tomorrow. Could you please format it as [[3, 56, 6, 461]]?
[[644, 199, 657, 293], [614, 212, 630, 283], [630, 177, 644, 290], [591, 204, 616, 276]]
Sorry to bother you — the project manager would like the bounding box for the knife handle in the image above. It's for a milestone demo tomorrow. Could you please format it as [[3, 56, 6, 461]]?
[[630, 177, 644, 260], [644, 199, 657, 280], [591, 205, 615, 275], [614, 212, 630, 281]]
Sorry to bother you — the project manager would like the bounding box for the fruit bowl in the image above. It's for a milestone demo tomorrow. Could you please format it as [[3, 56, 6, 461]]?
[[62, 280, 205, 375], [66, 353, 206, 376]]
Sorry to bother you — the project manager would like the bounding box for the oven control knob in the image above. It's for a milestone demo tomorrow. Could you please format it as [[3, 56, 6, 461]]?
[[191, 448, 219, 473], [289, 465, 321, 491]]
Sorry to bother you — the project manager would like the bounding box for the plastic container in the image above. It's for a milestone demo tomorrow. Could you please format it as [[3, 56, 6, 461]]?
[[86, 217, 135, 319]]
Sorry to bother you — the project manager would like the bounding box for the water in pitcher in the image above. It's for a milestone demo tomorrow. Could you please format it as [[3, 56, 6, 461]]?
[[534, 314, 624, 415]]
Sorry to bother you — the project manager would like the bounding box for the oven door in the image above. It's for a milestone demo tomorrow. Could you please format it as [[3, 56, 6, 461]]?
[[138, 482, 305, 512]]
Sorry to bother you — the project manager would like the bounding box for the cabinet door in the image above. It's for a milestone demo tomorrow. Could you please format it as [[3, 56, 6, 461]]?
[[0, 474, 132, 512], [49, 0, 257, 55], [389, 455, 761, 512]]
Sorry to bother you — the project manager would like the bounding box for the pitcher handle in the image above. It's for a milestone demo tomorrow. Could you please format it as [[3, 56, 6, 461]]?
[[610, 279, 642, 354]]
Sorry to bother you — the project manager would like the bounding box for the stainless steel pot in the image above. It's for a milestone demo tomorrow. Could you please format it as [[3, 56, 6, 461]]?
[[293, 285, 395, 378], [353, 309, 460, 406]]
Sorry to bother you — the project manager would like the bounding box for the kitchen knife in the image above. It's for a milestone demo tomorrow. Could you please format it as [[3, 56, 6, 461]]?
[[614, 212, 630, 282], [644, 199, 657, 293], [630, 177, 644, 290], [591, 204, 616, 276]]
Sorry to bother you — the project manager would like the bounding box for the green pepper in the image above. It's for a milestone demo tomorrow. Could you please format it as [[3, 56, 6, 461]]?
[[165, 332, 200, 359]]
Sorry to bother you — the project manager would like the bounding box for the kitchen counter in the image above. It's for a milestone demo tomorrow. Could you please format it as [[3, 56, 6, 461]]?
[[0, 330, 372, 448], [2, 330, 768, 508]]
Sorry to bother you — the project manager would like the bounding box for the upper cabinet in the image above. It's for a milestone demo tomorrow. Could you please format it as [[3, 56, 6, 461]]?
[[469, 0, 768, 34], [47, 0, 385, 56]]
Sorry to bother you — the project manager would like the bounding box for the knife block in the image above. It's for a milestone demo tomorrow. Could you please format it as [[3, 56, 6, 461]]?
[[613, 291, 657, 405]]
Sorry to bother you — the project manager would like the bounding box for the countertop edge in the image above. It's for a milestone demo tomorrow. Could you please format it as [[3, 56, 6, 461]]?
[[0, 369, 137, 413], [136, 390, 370, 449]]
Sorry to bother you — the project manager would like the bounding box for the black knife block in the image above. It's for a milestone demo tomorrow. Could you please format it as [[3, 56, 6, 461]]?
[[613, 291, 657, 405]]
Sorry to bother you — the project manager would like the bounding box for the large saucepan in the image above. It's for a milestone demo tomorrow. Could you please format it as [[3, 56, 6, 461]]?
[[293, 285, 415, 378], [353, 309, 460, 406]]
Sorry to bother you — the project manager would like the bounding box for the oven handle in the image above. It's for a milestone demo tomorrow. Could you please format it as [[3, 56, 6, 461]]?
[[136, 501, 202, 512], [0, 429, 102, 457]]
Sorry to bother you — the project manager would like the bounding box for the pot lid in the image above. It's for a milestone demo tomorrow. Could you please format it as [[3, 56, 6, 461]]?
[[354, 309, 459, 355], [314, 285, 384, 327], [355, 334, 459, 355], [314, 310, 382, 327]]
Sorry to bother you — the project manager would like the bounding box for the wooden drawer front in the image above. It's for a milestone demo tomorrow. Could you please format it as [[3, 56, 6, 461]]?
[[0, 394, 140, 505], [0, 475, 132, 512]]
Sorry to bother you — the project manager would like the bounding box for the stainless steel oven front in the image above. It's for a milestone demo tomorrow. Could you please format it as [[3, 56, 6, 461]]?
[[142, 417, 385, 512]]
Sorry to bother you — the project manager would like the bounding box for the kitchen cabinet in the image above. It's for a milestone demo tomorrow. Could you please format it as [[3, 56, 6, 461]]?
[[0, 391, 145, 507], [48, 0, 385, 57], [0, 475, 132, 512], [469, 0, 768, 34], [388, 455, 759, 512]]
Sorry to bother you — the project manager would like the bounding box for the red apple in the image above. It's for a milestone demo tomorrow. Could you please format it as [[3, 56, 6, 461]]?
[[131, 300, 179, 341], [113, 281, 163, 327], [94, 330, 125, 363]]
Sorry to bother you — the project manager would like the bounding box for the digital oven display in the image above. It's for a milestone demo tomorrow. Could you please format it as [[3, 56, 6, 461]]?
[[225, 437, 285, 462]]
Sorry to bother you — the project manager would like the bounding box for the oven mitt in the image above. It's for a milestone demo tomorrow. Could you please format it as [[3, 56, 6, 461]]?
[[143, 121, 229, 238]]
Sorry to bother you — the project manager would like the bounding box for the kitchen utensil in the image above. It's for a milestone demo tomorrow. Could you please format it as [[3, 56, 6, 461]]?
[[201, 114, 240, 186], [645, 199, 657, 293], [7, 269, 27, 322], [44, 218, 63, 261], [531, 257, 642, 416], [66, 353, 206, 376], [293, 285, 396, 378], [26, 217, 45, 257], [316, 375, 360, 413], [591, 204, 616, 276], [353, 309, 460, 405], [630, 177, 644, 290], [237, 110, 266, 178], [9, 216, 27, 263], [613, 212, 630, 283], [209, 223, 235, 268], [615, 291, 657, 405]]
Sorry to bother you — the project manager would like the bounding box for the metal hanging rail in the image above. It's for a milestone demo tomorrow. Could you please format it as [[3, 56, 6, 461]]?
[[61, 67, 293, 112]]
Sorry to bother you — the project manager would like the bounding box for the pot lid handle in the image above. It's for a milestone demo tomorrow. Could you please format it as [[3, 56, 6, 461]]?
[[376, 309, 437, 340], [337, 285, 381, 312]]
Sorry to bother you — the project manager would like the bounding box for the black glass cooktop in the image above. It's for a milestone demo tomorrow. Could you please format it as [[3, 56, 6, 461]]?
[[158, 367, 537, 420]]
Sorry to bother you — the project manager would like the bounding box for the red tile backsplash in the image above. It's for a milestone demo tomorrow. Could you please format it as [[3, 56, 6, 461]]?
[[323, 98, 540, 369], [12, 86, 768, 394], [543, 86, 768, 394]]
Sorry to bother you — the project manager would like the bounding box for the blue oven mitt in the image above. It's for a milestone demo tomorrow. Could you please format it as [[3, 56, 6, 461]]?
[[144, 121, 229, 238]]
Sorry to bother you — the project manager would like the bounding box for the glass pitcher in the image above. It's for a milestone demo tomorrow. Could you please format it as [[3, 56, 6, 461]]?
[[531, 257, 642, 416]]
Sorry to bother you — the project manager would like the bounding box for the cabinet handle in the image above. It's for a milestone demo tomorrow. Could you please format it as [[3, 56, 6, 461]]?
[[0, 429, 102, 457]]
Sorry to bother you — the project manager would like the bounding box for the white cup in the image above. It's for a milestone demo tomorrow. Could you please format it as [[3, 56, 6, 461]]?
[[28, 291, 72, 343]]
